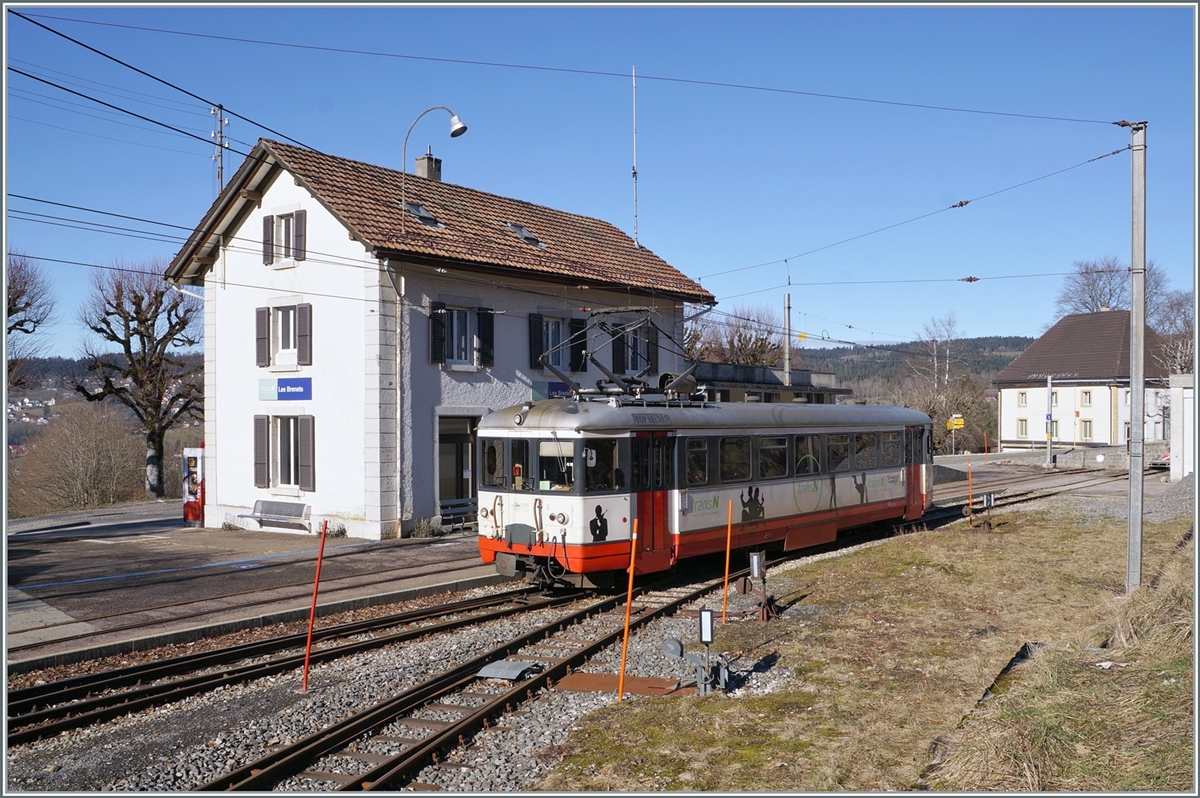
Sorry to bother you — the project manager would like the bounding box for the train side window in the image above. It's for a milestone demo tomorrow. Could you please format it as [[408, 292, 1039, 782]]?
[[686, 438, 708, 486], [511, 439, 531, 490], [653, 436, 675, 490], [758, 436, 788, 479], [481, 438, 506, 487], [827, 434, 850, 472], [881, 432, 901, 467], [585, 439, 620, 493], [538, 440, 575, 491], [631, 437, 652, 491], [854, 432, 877, 469], [795, 434, 820, 475], [719, 436, 751, 482]]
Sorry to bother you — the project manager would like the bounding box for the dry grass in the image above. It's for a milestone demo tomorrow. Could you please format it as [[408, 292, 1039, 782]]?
[[537, 509, 1194, 791]]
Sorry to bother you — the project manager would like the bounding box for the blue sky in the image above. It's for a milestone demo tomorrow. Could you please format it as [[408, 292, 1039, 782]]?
[[4, 3, 1196, 359]]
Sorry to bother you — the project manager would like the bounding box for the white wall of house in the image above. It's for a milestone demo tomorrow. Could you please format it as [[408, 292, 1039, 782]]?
[[1169, 373, 1193, 481], [201, 173, 687, 540], [997, 384, 1167, 450]]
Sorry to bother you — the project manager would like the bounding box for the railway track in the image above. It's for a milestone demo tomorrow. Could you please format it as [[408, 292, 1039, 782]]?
[[6, 586, 577, 747], [7, 553, 491, 657], [194, 576, 726, 792]]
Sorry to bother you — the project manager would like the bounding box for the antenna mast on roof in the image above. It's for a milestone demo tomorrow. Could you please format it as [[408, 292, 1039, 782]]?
[[632, 66, 639, 248]]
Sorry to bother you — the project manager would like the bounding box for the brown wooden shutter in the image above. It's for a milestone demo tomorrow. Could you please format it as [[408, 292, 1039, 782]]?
[[528, 313, 544, 369], [569, 318, 587, 372], [297, 303, 312, 366], [292, 209, 306, 261], [255, 307, 270, 367], [647, 325, 659, 374], [477, 308, 494, 368], [262, 216, 274, 264], [429, 302, 446, 364], [298, 415, 315, 492], [253, 415, 270, 488]]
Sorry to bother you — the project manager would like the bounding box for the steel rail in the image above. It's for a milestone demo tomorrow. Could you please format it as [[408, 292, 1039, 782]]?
[[196, 574, 736, 791], [7, 589, 578, 747]]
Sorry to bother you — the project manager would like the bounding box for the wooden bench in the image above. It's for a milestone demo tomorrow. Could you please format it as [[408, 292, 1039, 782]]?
[[439, 497, 478, 534], [238, 500, 311, 531]]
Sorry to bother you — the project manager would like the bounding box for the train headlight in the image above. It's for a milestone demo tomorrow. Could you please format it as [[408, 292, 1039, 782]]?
[[479, 507, 489, 519], [513, 413, 524, 425], [550, 511, 570, 525]]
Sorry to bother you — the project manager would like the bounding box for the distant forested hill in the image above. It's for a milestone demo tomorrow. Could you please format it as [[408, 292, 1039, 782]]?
[[796, 336, 1035, 401]]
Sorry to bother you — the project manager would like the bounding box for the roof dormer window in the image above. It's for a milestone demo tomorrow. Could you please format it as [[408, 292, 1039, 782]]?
[[401, 201, 445, 229], [506, 222, 546, 249]]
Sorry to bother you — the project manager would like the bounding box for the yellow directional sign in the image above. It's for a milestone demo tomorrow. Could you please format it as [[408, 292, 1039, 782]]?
[[946, 417, 965, 430], [797, 332, 807, 342]]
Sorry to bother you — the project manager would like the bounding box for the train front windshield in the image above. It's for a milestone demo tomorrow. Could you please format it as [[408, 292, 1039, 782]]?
[[479, 437, 629, 495]]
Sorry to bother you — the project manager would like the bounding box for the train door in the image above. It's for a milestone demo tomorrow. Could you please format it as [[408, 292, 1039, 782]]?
[[632, 431, 674, 573], [903, 425, 924, 520]]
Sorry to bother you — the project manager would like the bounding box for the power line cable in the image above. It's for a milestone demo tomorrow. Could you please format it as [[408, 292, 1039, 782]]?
[[20, 11, 1117, 126], [9, 9, 320, 151], [5, 115, 211, 156], [8, 88, 214, 136], [8, 58, 212, 116], [699, 145, 1131, 280]]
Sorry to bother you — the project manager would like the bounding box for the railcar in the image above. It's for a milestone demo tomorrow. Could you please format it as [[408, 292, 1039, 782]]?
[[476, 395, 933, 588]]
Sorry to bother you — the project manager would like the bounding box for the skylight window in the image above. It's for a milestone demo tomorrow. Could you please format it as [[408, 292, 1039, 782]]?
[[401, 201, 445, 229], [506, 222, 546, 249]]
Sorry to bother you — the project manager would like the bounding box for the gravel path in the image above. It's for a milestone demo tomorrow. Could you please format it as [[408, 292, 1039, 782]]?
[[1016, 471, 1194, 525]]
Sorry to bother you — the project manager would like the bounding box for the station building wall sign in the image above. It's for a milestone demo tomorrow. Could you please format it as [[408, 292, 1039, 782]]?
[[258, 377, 313, 401]]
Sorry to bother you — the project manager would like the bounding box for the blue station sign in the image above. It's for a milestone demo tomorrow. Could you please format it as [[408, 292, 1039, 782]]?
[[259, 377, 312, 401]]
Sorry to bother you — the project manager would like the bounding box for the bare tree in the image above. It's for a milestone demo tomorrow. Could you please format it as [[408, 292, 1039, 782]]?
[[685, 304, 783, 366], [6, 250, 57, 389], [6, 402, 145, 517], [905, 312, 962, 393], [75, 262, 202, 498], [1053, 256, 1172, 330], [1153, 289, 1194, 375]]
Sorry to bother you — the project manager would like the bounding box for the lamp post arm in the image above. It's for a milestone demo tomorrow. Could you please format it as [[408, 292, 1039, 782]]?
[[400, 106, 458, 237]]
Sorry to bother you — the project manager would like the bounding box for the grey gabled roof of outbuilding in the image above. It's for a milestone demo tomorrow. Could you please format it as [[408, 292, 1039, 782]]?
[[992, 310, 1167, 386], [166, 139, 714, 305]]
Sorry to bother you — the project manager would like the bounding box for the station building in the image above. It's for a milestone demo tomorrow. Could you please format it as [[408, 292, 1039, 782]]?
[[166, 139, 714, 539], [993, 310, 1170, 451]]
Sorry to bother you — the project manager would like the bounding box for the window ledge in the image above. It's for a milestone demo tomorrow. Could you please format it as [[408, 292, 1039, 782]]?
[[272, 486, 302, 498], [270, 362, 301, 374], [444, 363, 480, 373], [272, 259, 297, 271]]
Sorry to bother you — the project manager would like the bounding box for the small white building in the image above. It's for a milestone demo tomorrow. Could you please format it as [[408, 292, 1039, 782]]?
[[993, 311, 1169, 450], [1169, 373, 1194, 481], [166, 139, 714, 539]]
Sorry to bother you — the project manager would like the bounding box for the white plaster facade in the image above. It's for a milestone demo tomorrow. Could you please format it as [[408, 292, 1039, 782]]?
[[1169, 373, 1194, 481], [181, 148, 698, 540], [997, 383, 1169, 450]]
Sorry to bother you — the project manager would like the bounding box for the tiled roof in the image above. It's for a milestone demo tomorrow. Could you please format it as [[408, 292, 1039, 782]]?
[[993, 311, 1167, 384], [256, 139, 713, 304]]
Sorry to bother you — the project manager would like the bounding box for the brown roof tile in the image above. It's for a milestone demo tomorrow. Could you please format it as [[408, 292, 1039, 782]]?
[[261, 139, 714, 304], [993, 311, 1167, 385]]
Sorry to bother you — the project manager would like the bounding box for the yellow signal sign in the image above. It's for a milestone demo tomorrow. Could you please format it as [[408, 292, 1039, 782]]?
[[946, 418, 965, 430]]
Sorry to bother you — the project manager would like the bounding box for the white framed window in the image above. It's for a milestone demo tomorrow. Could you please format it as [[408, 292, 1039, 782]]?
[[1050, 420, 1059, 438], [543, 317, 565, 367], [1124, 390, 1131, 406], [1081, 390, 1092, 407], [1081, 419, 1093, 440], [1017, 418, 1028, 438], [256, 304, 312, 368], [1017, 391, 1027, 407], [444, 307, 472, 364], [276, 416, 301, 486], [1051, 391, 1058, 406], [275, 306, 297, 367], [262, 209, 306, 266]]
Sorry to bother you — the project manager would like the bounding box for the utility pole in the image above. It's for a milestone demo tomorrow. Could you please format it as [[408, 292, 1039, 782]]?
[[211, 104, 229, 193], [783, 293, 791, 387], [1125, 120, 1147, 595]]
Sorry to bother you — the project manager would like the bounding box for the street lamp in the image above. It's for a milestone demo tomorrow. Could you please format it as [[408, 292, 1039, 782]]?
[[400, 106, 467, 236]]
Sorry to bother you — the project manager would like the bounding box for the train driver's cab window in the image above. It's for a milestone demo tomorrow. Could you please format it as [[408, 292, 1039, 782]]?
[[827, 434, 851, 472], [758, 436, 788, 479], [881, 431, 902, 467], [510, 439, 531, 490], [481, 438, 506, 488], [584, 439, 623, 493], [538, 440, 575, 491], [854, 432, 877, 469], [719, 437, 751, 482], [686, 438, 708, 486], [795, 434, 820, 475]]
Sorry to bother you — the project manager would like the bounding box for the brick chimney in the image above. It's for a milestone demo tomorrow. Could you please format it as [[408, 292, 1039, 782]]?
[[415, 146, 441, 182]]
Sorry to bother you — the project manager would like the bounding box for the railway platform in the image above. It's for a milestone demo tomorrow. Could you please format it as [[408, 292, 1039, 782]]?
[[6, 504, 506, 672]]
